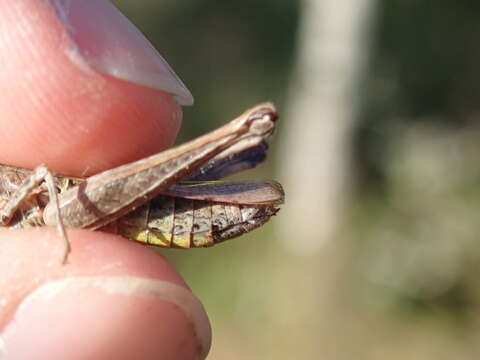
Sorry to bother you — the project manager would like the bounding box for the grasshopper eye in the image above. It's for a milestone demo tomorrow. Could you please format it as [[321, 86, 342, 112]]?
[[247, 103, 278, 123], [250, 115, 275, 136], [262, 113, 275, 123], [245, 103, 278, 136], [263, 108, 278, 123]]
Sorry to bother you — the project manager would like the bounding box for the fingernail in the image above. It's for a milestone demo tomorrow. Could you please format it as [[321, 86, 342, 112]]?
[[51, 0, 194, 106], [2, 276, 211, 359]]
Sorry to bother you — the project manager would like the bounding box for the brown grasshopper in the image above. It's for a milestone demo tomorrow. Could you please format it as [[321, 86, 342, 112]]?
[[0, 103, 283, 261]]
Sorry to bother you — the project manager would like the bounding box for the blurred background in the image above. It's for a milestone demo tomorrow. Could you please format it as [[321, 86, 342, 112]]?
[[113, 1, 480, 358]]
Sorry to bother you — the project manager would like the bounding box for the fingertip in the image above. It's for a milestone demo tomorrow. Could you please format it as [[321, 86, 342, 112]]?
[[2, 277, 210, 360], [0, 229, 187, 326], [0, 229, 211, 359], [0, 0, 186, 175]]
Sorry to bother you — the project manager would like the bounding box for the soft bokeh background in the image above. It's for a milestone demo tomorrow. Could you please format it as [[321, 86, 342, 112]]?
[[113, 1, 480, 358]]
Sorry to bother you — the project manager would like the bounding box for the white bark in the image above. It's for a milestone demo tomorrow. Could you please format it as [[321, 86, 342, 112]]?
[[277, 0, 377, 254]]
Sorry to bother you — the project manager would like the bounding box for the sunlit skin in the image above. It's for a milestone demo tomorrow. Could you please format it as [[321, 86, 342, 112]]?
[[0, 1, 211, 359]]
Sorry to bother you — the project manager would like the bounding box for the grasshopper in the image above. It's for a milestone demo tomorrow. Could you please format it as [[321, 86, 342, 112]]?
[[0, 103, 283, 261]]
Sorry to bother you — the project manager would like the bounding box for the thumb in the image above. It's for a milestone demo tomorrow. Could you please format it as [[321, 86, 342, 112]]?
[[0, 0, 193, 176]]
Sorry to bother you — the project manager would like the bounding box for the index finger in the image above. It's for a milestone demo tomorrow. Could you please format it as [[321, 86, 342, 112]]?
[[0, 0, 192, 176]]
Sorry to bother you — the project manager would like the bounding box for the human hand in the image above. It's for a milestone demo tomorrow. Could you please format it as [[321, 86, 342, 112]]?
[[0, 1, 210, 359]]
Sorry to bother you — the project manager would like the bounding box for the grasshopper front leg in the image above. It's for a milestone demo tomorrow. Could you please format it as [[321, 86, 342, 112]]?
[[0, 165, 70, 263]]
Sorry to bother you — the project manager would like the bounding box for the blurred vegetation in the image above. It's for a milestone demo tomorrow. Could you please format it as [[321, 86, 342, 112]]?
[[112, 1, 480, 359], [357, 0, 480, 185], [355, 0, 480, 317]]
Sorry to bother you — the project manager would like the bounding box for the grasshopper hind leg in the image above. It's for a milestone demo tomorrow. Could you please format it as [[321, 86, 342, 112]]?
[[0, 165, 70, 263]]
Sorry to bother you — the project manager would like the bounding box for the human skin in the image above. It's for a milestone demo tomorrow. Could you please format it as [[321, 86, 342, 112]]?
[[0, 1, 211, 359]]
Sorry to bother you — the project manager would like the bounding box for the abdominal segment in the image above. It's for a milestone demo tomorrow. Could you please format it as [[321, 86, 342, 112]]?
[[108, 195, 279, 248]]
